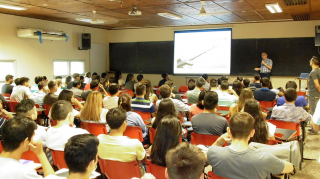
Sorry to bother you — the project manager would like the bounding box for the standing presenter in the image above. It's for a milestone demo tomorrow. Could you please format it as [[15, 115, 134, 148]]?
[[254, 52, 273, 79]]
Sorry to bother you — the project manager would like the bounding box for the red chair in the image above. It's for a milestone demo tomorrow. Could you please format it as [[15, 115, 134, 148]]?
[[297, 91, 306, 96], [99, 159, 142, 179], [149, 127, 156, 144], [123, 126, 144, 142], [2, 93, 11, 97], [7, 101, 19, 112], [268, 120, 300, 138], [50, 149, 68, 169], [21, 150, 40, 163], [208, 171, 229, 179], [179, 85, 188, 93], [34, 104, 42, 115], [43, 104, 51, 117], [121, 89, 134, 97], [154, 87, 160, 96], [178, 113, 184, 123], [191, 132, 226, 146], [80, 121, 108, 136], [268, 140, 281, 145], [216, 106, 230, 111], [0, 141, 3, 152], [258, 100, 276, 108], [134, 111, 151, 124], [145, 160, 166, 179]]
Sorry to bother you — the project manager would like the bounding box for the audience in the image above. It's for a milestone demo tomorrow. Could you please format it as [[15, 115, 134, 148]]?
[[84, 72, 92, 84], [57, 90, 83, 118], [254, 77, 276, 101], [80, 75, 86, 89], [182, 80, 195, 99], [189, 90, 206, 119], [145, 80, 158, 102], [43, 80, 58, 106], [84, 75, 100, 91], [30, 81, 46, 107], [165, 80, 182, 101], [99, 78, 109, 94], [67, 73, 80, 89], [152, 99, 178, 129], [103, 84, 120, 109], [250, 74, 262, 88], [277, 81, 309, 108], [210, 78, 220, 92], [69, 79, 83, 98], [31, 76, 43, 93], [115, 72, 125, 86], [192, 91, 228, 135], [159, 73, 169, 87], [243, 78, 256, 92], [54, 79, 63, 95], [134, 74, 144, 91], [81, 80, 100, 101], [14, 78, 20, 86], [64, 76, 72, 88], [1, 74, 14, 94], [187, 77, 205, 104], [232, 80, 243, 96], [237, 76, 243, 82], [218, 80, 238, 107], [10, 77, 31, 102], [207, 112, 294, 179], [229, 88, 253, 116], [202, 74, 210, 90], [0, 104, 13, 140], [124, 73, 137, 92], [80, 91, 109, 123], [132, 84, 156, 116]]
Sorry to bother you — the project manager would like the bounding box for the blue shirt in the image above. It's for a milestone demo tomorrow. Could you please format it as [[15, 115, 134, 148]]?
[[131, 97, 155, 113], [254, 88, 276, 101], [276, 96, 308, 107]]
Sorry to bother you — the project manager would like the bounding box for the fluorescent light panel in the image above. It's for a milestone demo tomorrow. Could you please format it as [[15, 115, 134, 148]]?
[[158, 13, 183, 20], [0, 3, 27, 10], [265, 3, 282, 13]]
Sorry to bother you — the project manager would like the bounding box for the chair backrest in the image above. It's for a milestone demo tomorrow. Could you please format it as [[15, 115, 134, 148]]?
[[268, 140, 281, 145], [123, 126, 144, 142], [0, 141, 3, 153], [191, 132, 226, 146], [99, 159, 142, 179], [50, 119, 57, 127], [149, 127, 156, 144], [178, 113, 184, 123], [34, 103, 42, 115], [268, 119, 300, 137], [216, 106, 230, 111], [297, 91, 306, 96], [21, 149, 40, 163], [2, 93, 11, 97], [179, 85, 188, 93], [50, 149, 68, 169], [121, 90, 134, 97], [207, 171, 229, 179], [134, 110, 151, 124], [80, 121, 108, 137], [145, 160, 166, 179], [258, 100, 276, 108], [43, 104, 51, 117], [7, 101, 19, 112]]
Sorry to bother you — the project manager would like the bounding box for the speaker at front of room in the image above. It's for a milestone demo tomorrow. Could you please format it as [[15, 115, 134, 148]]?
[[79, 33, 91, 50], [316, 26, 320, 46]]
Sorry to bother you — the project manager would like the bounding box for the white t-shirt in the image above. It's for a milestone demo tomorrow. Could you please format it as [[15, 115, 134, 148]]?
[[84, 77, 92, 84], [0, 157, 43, 179], [267, 122, 276, 137], [103, 96, 119, 109], [34, 124, 48, 146], [118, 79, 125, 86], [45, 175, 66, 179], [46, 125, 89, 151], [49, 109, 80, 118], [54, 88, 62, 96], [10, 86, 31, 102]]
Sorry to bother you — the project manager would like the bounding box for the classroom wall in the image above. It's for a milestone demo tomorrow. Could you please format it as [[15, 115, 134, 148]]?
[[108, 20, 320, 89], [0, 13, 109, 86]]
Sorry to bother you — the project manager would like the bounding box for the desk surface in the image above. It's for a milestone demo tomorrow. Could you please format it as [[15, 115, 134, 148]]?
[[275, 128, 297, 140], [216, 111, 228, 117], [145, 118, 152, 123], [181, 121, 192, 127]]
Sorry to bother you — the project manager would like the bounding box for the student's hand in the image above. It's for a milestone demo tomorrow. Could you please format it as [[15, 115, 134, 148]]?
[[71, 97, 80, 105], [220, 132, 231, 142], [0, 109, 12, 118], [99, 84, 104, 89], [228, 89, 236, 94], [28, 141, 44, 156]]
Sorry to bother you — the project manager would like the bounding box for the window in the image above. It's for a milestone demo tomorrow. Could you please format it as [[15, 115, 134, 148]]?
[[53, 60, 85, 78], [0, 60, 15, 82]]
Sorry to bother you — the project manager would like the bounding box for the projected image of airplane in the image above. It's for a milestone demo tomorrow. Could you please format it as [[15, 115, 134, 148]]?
[[176, 46, 216, 68]]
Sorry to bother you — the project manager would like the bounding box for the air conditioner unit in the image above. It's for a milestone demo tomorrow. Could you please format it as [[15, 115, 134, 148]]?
[[17, 28, 68, 43]]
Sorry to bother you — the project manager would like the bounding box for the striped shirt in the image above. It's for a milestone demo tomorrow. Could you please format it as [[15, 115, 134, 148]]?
[[260, 58, 273, 73], [131, 97, 155, 113], [271, 103, 311, 123]]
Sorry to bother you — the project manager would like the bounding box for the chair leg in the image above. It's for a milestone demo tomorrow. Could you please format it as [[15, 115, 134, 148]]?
[[300, 136, 303, 170]]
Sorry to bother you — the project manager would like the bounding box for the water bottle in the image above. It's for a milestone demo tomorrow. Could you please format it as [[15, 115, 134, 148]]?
[[301, 83, 305, 91]]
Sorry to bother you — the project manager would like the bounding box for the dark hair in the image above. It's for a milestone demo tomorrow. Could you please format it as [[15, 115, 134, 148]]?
[[65, 76, 72, 84], [51, 100, 73, 121], [221, 76, 228, 82], [220, 80, 229, 90], [188, 79, 195, 83], [125, 74, 134, 84], [43, 76, 47, 81], [203, 91, 218, 110], [244, 99, 268, 144], [92, 72, 98, 76], [58, 90, 73, 102], [115, 72, 122, 83], [254, 74, 261, 81], [202, 74, 208, 80], [80, 76, 84, 81], [237, 76, 243, 82], [137, 74, 144, 82], [2, 117, 37, 152], [153, 99, 177, 129], [161, 73, 168, 79], [15, 99, 35, 118], [19, 77, 30, 85], [187, 82, 195, 90], [38, 81, 45, 91], [232, 80, 243, 96], [284, 88, 297, 102], [106, 108, 127, 129], [48, 81, 57, 90], [230, 112, 255, 140], [101, 73, 107, 79], [196, 90, 207, 110], [85, 72, 91, 78], [90, 80, 99, 90], [165, 80, 174, 88], [311, 56, 320, 66], [136, 84, 146, 96], [73, 80, 81, 87], [55, 76, 62, 80], [166, 142, 205, 179], [261, 77, 270, 87], [14, 78, 20, 86], [196, 77, 205, 88], [159, 84, 171, 98], [285, 81, 297, 90], [118, 93, 132, 112], [64, 134, 99, 174], [144, 80, 153, 101], [243, 78, 250, 87], [150, 115, 182, 167], [34, 76, 43, 84], [72, 73, 80, 79], [92, 75, 101, 82], [109, 84, 120, 96], [210, 78, 218, 87], [5, 74, 13, 81]]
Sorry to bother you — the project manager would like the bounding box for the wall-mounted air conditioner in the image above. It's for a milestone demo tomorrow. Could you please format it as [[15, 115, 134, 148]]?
[[17, 28, 68, 43]]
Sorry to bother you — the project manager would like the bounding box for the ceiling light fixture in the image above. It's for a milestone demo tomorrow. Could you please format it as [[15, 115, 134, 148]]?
[[199, 0, 207, 16], [0, 3, 27, 10], [158, 13, 183, 20], [265, 3, 282, 13]]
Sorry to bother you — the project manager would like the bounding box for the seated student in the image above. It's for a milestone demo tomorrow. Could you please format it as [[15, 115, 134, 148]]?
[[84, 72, 92, 84], [232, 80, 243, 96], [182, 80, 195, 99], [152, 99, 179, 128], [115, 72, 125, 86], [64, 76, 71, 88], [217, 75, 228, 89], [118, 93, 148, 138], [99, 78, 109, 94], [250, 74, 262, 88], [98, 108, 146, 164], [150, 115, 182, 167], [202, 74, 210, 90], [80, 91, 109, 123], [190, 90, 206, 118], [1, 74, 14, 94], [124, 74, 137, 92], [46, 100, 88, 151], [45, 134, 99, 179], [271, 88, 311, 123], [210, 78, 220, 93], [192, 91, 228, 135], [43, 81, 58, 106], [277, 81, 309, 108], [207, 112, 294, 179], [187, 77, 205, 104], [30, 81, 46, 107], [0, 117, 56, 178], [31, 76, 43, 93], [229, 88, 254, 116], [145, 80, 158, 103], [16, 99, 47, 145], [156, 84, 190, 112], [132, 84, 156, 115], [243, 78, 256, 92], [67, 73, 80, 89], [69, 80, 83, 98], [165, 142, 205, 179], [103, 84, 120, 109], [55, 90, 83, 119], [237, 76, 243, 82], [83, 74, 100, 91], [10, 77, 31, 102], [254, 77, 276, 101], [80, 76, 86, 90], [268, 81, 283, 97], [165, 80, 182, 101], [218, 80, 238, 107], [158, 73, 169, 87], [134, 74, 144, 91], [54, 79, 63, 95], [81, 80, 102, 101], [0, 104, 14, 140]]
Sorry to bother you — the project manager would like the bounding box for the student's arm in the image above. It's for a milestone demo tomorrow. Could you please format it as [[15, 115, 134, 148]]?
[[313, 123, 320, 132], [313, 79, 320, 94], [71, 98, 84, 110], [99, 84, 108, 96], [212, 133, 230, 147], [0, 109, 14, 119], [228, 89, 239, 98], [254, 68, 261, 71], [281, 161, 294, 174], [29, 141, 55, 177]]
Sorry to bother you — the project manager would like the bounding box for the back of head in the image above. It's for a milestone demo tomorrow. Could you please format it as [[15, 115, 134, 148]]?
[[239, 88, 254, 105], [221, 76, 228, 82], [220, 80, 229, 90], [106, 107, 127, 130], [2, 117, 37, 152], [210, 78, 218, 88], [284, 88, 297, 102], [73, 80, 81, 87], [229, 112, 255, 140], [38, 81, 45, 91], [85, 72, 91, 78], [58, 90, 73, 102], [254, 74, 261, 81], [243, 78, 250, 87], [81, 92, 102, 121], [261, 77, 270, 87], [203, 91, 218, 110], [243, 99, 263, 122], [187, 81, 195, 90], [92, 75, 101, 82], [159, 84, 171, 98], [64, 134, 99, 174], [150, 115, 182, 167], [136, 84, 146, 96], [72, 73, 80, 79], [237, 76, 243, 82], [90, 80, 99, 89], [162, 73, 168, 79], [232, 80, 243, 96], [196, 90, 207, 110], [137, 74, 144, 82], [165, 80, 174, 88], [80, 76, 84, 81], [125, 74, 134, 83], [5, 74, 13, 82], [65, 76, 72, 84], [101, 72, 107, 79], [51, 100, 73, 121], [55, 76, 62, 80], [48, 80, 57, 90], [196, 77, 205, 88], [19, 77, 30, 85], [188, 79, 195, 83], [285, 81, 297, 90], [118, 93, 132, 111], [153, 99, 176, 129], [311, 56, 320, 66], [56, 79, 62, 87], [109, 84, 120, 96], [202, 74, 208, 81], [14, 78, 20, 86], [35, 76, 43, 84], [166, 142, 205, 179], [15, 99, 35, 118]]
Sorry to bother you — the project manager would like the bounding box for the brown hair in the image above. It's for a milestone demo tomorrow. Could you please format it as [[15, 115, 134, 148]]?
[[152, 99, 178, 129], [230, 88, 253, 116], [229, 112, 255, 140], [144, 80, 153, 101], [80, 92, 103, 122], [232, 80, 243, 96], [159, 84, 171, 98], [118, 93, 132, 112], [48, 80, 57, 90]]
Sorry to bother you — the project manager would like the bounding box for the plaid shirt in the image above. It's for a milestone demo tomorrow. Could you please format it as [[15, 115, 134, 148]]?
[[271, 103, 311, 123], [260, 58, 273, 73]]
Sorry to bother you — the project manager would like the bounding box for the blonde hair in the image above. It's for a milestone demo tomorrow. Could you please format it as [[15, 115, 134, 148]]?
[[56, 79, 62, 87], [230, 88, 254, 116], [80, 91, 102, 121]]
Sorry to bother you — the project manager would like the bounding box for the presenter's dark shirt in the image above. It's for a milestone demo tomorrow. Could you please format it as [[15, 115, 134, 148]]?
[[254, 88, 276, 101]]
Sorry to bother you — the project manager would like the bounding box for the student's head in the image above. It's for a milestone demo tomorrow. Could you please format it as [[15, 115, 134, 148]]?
[[15, 99, 37, 120], [48, 80, 57, 92], [202, 74, 208, 82], [232, 80, 243, 96], [229, 112, 255, 140], [101, 78, 109, 87], [92, 75, 101, 82], [220, 76, 228, 82], [162, 73, 169, 79], [153, 99, 177, 129], [254, 74, 261, 81], [203, 91, 218, 110], [72, 73, 80, 80], [310, 56, 320, 67], [196, 90, 207, 110], [125, 74, 134, 83], [64, 134, 99, 174], [262, 52, 268, 60], [65, 76, 72, 84], [34, 76, 43, 84], [159, 84, 172, 98], [243, 78, 250, 87], [188, 79, 195, 83], [261, 77, 270, 88], [58, 90, 74, 102], [237, 76, 243, 82], [101, 72, 107, 79], [14, 78, 20, 86], [109, 84, 120, 96], [284, 88, 297, 103], [285, 81, 297, 90], [106, 107, 127, 130], [56, 79, 63, 88], [210, 78, 218, 88], [220, 80, 229, 90], [55, 76, 62, 80], [92, 72, 98, 76], [196, 77, 205, 88], [81, 92, 103, 122], [80, 76, 84, 82], [165, 142, 205, 179], [19, 77, 30, 86], [150, 115, 182, 167], [118, 93, 132, 112], [187, 81, 195, 90], [137, 74, 144, 82], [38, 81, 45, 91], [90, 80, 99, 90], [51, 100, 74, 122], [73, 79, 81, 88], [1, 117, 37, 152], [85, 72, 91, 78], [233, 89, 254, 115], [136, 84, 146, 96], [5, 74, 14, 83]]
